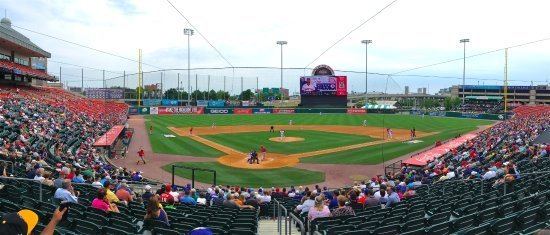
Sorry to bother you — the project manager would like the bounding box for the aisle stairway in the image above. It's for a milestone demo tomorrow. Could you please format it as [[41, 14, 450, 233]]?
[[258, 218, 301, 235]]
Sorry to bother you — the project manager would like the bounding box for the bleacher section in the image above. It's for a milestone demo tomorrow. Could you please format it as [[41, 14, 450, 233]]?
[[1, 84, 550, 235], [0, 59, 55, 81]]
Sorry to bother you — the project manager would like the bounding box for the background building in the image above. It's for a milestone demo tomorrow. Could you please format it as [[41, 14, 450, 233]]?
[[451, 85, 550, 105], [0, 17, 54, 85]]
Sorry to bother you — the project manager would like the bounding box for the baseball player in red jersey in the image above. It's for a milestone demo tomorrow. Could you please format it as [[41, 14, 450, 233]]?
[[137, 147, 146, 164]]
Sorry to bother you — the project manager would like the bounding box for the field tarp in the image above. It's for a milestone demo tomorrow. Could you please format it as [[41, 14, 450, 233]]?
[[403, 133, 478, 166]]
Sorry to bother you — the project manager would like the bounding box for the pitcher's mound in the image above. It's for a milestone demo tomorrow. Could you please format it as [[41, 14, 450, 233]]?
[[269, 137, 305, 142]]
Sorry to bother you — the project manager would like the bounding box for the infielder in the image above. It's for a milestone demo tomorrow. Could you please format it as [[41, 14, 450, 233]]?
[[279, 130, 286, 141]]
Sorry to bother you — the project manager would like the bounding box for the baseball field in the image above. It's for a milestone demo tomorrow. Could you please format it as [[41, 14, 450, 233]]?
[[145, 113, 493, 187]]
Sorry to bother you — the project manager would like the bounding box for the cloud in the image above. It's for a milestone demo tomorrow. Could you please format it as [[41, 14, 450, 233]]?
[[2, 0, 549, 94]]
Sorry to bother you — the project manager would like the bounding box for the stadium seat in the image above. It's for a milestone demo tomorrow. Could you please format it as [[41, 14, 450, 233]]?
[[72, 218, 103, 234], [325, 224, 354, 235]]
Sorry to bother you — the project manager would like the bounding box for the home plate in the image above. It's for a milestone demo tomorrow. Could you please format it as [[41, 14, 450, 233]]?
[[404, 140, 423, 144], [164, 134, 176, 138]]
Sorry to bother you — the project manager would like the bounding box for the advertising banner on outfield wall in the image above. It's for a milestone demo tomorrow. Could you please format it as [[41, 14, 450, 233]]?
[[197, 100, 208, 107], [138, 107, 150, 114], [233, 108, 253, 114], [208, 100, 226, 107], [161, 99, 179, 106], [207, 108, 233, 114], [143, 99, 162, 106], [157, 106, 205, 115], [253, 108, 272, 114], [272, 109, 295, 114], [347, 108, 367, 114], [128, 107, 138, 115], [150, 107, 159, 115]]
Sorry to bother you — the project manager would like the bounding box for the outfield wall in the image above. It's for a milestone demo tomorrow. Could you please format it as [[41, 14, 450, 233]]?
[[128, 106, 505, 120]]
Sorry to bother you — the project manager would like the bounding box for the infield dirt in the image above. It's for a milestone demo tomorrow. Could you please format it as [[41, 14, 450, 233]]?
[[168, 125, 432, 169]]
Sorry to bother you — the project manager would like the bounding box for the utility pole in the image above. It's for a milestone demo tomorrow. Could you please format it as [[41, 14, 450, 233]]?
[[361, 39, 372, 105], [184, 28, 194, 105], [460, 39, 470, 104], [504, 48, 508, 113], [81, 68, 84, 94], [160, 72, 163, 99], [207, 75, 211, 100], [122, 70, 126, 98], [59, 67, 62, 87]]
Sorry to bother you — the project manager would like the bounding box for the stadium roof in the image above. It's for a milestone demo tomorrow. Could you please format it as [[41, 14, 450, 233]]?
[[0, 17, 51, 58]]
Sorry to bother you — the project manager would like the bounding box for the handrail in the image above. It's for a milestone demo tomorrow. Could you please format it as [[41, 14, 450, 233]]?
[[0, 176, 44, 201], [288, 212, 305, 235], [0, 160, 14, 174]]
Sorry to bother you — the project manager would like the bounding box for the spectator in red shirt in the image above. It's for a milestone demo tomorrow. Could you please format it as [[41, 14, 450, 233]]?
[[160, 185, 175, 204]]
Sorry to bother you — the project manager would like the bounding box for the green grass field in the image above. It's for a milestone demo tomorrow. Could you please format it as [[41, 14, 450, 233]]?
[[203, 130, 376, 154], [148, 113, 493, 186], [162, 162, 325, 187]]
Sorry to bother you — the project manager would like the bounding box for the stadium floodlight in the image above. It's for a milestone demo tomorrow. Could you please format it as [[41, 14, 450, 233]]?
[[361, 40, 373, 106], [184, 28, 195, 105], [460, 38, 469, 104], [276, 41, 287, 101]]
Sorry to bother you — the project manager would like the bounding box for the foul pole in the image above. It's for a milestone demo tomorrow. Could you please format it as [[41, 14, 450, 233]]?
[[504, 48, 508, 113], [138, 49, 142, 107]]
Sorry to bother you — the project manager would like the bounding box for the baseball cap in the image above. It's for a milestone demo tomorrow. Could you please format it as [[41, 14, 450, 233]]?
[[144, 185, 152, 191], [0, 209, 39, 235]]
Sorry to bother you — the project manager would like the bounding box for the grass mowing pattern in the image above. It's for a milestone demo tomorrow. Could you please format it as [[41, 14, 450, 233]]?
[[147, 114, 492, 161], [202, 130, 376, 154], [162, 162, 325, 187], [147, 118, 224, 157], [300, 127, 473, 164]]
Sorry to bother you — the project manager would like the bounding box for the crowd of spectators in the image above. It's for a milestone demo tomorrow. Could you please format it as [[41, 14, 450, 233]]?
[[459, 101, 504, 114], [0, 85, 136, 188]]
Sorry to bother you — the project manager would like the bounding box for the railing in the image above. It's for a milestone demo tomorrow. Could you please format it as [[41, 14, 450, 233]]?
[[417, 169, 550, 197], [171, 165, 217, 188], [288, 212, 305, 235], [0, 176, 44, 201], [273, 198, 289, 235]]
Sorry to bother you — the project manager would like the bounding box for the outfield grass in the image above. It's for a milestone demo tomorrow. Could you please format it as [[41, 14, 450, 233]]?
[[202, 130, 376, 154], [162, 162, 325, 187], [147, 119, 224, 157], [147, 114, 493, 161], [147, 113, 492, 132], [300, 127, 473, 164]]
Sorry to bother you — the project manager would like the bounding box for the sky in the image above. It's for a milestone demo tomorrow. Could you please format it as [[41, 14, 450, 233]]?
[[2, 0, 550, 94]]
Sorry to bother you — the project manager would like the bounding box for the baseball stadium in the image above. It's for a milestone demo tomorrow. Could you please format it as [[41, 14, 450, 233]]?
[[1, 1, 550, 235]]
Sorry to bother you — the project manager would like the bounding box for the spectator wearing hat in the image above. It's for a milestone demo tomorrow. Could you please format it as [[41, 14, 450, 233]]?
[[160, 185, 175, 204], [0, 209, 39, 235], [142, 185, 154, 202]]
